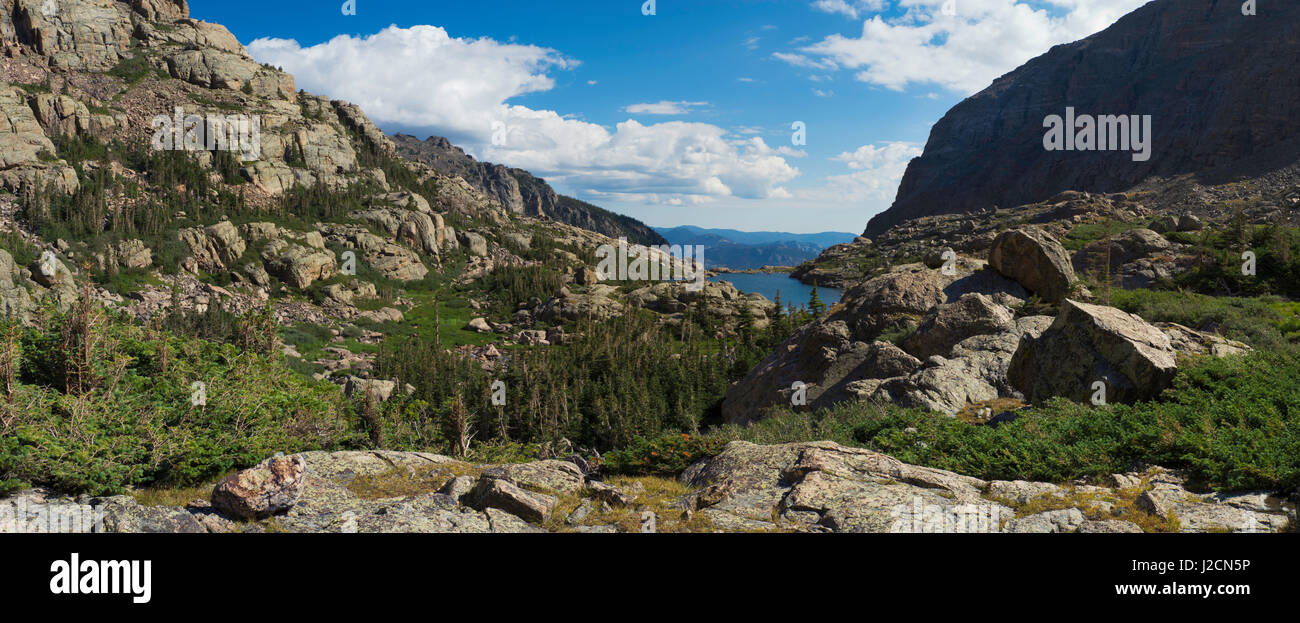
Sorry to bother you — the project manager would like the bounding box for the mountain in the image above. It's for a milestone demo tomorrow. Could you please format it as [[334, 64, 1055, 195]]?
[[1, 0, 1297, 537], [391, 133, 666, 246], [655, 225, 855, 270], [656, 225, 857, 249], [865, 0, 1300, 237]]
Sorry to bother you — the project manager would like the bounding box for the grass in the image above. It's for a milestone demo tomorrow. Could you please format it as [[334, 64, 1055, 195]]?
[[986, 478, 1181, 533], [106, 54, 168, 86], [128, 478, 227, 508], [1062, 220, 1147, 251], [548, 475, 716, 533], [345, 463, 482, 500], [955, 398, 1027, 425], [377, 291, 498, 348], [1109, 288, 1298, 352], [99, 267, 164, 296]]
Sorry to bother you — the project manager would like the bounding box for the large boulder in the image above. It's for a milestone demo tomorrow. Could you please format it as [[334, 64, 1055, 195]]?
[[1007, 299, 1178, 404], [902, 293, 1015, 359], [681, 441, 1002, 533], [343, 377, 397, 403], [211, 455, 307, 520], [534, 285, 623, 322], [130, 0, 190, 22], [459, 231, 488, 257], [721, 319, 923, 424], [27, 93, 117, 138], [467, 478, 558, 524], [987, 228, 1077, 304], [355, 207, 443, 256], [164, 48, 295, 100], [860, 315, 1054, 416], [260, 239, 336, 288], [317, 225, 429, 282], [179, 221, 246, 273]]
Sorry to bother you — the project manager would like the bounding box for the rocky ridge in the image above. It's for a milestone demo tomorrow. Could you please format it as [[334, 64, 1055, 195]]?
[[392, 133, 667, 247]]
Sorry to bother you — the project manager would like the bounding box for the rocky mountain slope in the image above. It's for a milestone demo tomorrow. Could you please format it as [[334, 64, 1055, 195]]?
[[865, 0, 1300, 238], [0, 0, 773, 370], [392, 133, 666, 246]]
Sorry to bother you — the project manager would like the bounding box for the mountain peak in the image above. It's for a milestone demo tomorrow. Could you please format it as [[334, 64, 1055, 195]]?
[[866, 0, 1300, 237]]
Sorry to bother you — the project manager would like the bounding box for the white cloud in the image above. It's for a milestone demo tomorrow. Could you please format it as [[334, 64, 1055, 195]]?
[[811, 0, 886, 19], [786, 0, 1150, 93], [247, 26, 799, 204], [624, 101, 709, 116], [812, 142, 923, 202], [770, 52, 839, 71], [813, 88, 834, 97]]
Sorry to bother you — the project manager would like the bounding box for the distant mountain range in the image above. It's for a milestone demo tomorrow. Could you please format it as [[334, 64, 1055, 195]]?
[[654, 226, 857, 270]]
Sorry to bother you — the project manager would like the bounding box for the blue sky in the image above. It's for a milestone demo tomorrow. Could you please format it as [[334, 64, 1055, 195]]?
[[189, 0, 1147, 234]]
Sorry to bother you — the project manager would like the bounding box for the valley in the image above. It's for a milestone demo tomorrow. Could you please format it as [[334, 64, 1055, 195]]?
[[0, 0, 1296, 535]]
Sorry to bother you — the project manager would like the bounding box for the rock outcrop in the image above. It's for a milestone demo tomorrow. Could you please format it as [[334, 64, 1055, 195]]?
[[722, 259, 1034, 422], [1007, 299, 1179, 404], [210, 455, 306, 520], [179, 221, 245, 273], [392, 134, 667, 246], [6, 445, 1290, 533], [987, 228, 1077, 304], [681, 441, 1295, 533], [0, 85, 79, 194]]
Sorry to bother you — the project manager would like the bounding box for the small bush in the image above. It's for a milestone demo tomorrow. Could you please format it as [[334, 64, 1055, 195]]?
[[605, 433, 727, 476]]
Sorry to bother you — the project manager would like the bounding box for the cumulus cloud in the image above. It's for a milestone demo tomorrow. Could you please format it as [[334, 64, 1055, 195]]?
[[785, 0, 1150, 93], [247, 25, 799, 204], [812, 142, 923, 202], [624, 101, 709, 116], [249, 26, 571, 132]]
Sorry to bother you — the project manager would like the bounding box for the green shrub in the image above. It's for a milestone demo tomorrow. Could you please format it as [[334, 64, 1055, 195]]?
[[1109, 289, 1297, 352], [718, 349, 1300, 492], [0, 305, 365, 495], [605, 433, 727, 476]]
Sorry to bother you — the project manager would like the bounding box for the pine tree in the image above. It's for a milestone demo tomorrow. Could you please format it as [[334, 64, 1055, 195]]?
[[808, 286, 826, 318]]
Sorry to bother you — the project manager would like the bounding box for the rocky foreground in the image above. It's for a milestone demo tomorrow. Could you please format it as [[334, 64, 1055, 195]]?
[[3, 443, 1293, 533]]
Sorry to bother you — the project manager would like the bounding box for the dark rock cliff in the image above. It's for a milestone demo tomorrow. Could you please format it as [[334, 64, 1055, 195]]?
[[866, 0, 1300, 237]]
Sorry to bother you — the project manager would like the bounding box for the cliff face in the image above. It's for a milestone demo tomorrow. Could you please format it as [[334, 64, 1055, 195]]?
[[866, 0, 1300, 237], [393, 134, 666, 246]]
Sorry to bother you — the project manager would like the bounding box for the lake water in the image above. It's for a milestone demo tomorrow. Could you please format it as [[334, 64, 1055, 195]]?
[[708, 272, 842, 308]]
